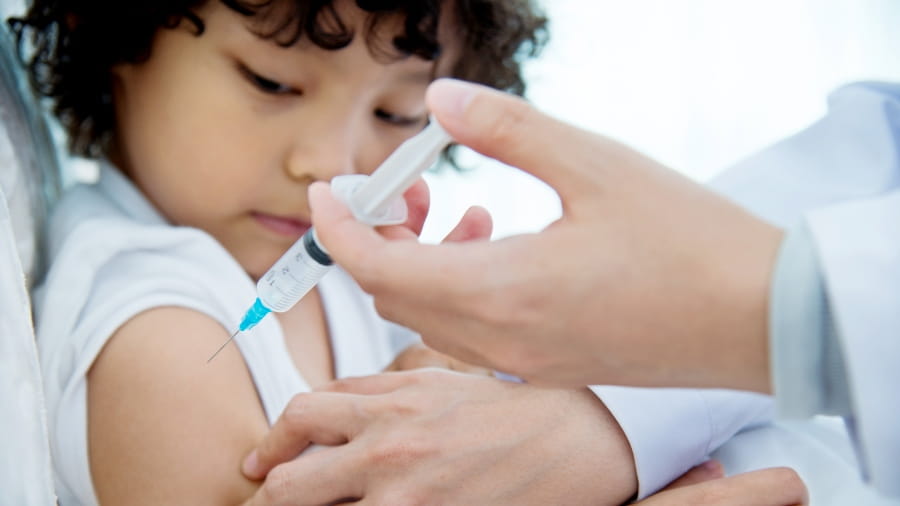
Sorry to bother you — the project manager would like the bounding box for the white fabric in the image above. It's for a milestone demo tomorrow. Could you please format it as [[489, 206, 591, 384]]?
[[713, 417, 898, 506], [591, 386, 772, 499], [713, 81, 900, 499], [806, 190, 900, 496], [0, 16, 58, 504], [0, 16, 62, 286], [0, 184, 56, 505], [769, 223, 852, 418], [0, 0, 25, 18], [0, 115, 37, 278], [34, 163, 417, 505], [0, 23, 39, 283]]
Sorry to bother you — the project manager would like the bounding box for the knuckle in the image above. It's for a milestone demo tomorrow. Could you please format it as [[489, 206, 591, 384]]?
[[365, 435, 434, 470], [395, 346, 442, 370], [407, 344, 434, 360], [371, 394, 416, 419], [482, 95, 532, 151], [326, 377, 353, 393], [352, 256, 383, 292], [281, 396, 313, 431], [284, 392, 307, 410], [258, 465, 292, 505]]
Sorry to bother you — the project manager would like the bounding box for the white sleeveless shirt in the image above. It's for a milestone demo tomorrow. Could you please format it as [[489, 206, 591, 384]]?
[[33, 163, 417, 505]]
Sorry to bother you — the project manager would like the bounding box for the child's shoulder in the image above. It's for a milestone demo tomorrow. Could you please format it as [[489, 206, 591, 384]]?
[[37, 182, 273, 504], [35, 173, 253, 369], [43, 164, 239, 285], [37, 180, 248, 326], [46, 165, 169, 255]]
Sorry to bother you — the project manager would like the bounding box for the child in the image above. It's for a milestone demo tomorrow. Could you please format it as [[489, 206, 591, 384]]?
[[11, 0, 546, 503]]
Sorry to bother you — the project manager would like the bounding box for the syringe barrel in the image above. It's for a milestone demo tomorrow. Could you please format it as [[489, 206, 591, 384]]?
[[255, 229, 332, 313], [350, 120, 450, 218]]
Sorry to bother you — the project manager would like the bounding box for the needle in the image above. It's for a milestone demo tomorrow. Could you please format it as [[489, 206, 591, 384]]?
[[207, 329, 240, 363]]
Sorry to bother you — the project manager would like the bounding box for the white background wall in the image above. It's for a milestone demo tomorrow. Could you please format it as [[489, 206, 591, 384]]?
[[421, 0, 900, 242]]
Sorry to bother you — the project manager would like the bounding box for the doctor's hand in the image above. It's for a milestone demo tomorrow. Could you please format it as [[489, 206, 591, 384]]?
[[636, 461, 807, 506], [309, 78, 784, 392], [241, 369, 639, 506], [384, 342, 492, 375]]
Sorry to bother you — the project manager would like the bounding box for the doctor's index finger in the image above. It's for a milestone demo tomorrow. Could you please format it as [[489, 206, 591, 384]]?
[[639, 467, 808, 506], [309, 181, 492, 300], [426, 78, 601, 201], [241, 392, 369, 480], [398, 179, 430, 237], [244, 445, 366, 506]]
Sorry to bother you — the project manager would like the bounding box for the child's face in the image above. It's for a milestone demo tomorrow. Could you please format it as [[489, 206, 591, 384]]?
[[112, 0, 456, 279]]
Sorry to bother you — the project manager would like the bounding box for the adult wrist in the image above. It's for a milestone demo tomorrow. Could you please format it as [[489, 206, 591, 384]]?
[[707, 205, 783, 392]]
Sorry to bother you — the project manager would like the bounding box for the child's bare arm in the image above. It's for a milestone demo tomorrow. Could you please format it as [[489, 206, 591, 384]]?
[[88, 306, 268, 505]]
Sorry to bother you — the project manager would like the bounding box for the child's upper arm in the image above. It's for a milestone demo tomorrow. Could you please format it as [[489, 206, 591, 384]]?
[[88, 305, 269, 505]]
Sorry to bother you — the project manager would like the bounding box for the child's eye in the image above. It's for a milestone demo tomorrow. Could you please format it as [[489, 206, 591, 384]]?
[[239, 64, 298, 96], [375, 109, 424, 127]]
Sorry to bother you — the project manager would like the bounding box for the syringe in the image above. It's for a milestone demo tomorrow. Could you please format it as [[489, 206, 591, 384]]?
[[208, 119, 452, 362]]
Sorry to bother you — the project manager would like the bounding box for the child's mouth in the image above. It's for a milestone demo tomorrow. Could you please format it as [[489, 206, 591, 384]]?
[[252, 211, 310, 238]]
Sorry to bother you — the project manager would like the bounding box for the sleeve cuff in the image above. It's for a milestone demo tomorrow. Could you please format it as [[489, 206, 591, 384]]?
[[590, 386, 771, 499], [769, 222, 851, 418]]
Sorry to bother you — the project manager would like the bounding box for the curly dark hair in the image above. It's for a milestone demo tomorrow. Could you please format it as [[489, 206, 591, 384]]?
[[8, 0, 548, 159]]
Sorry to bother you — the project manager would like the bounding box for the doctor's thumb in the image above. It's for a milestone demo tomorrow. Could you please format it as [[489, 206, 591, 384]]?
[[425, 78, 593, 198], [308, 182, 386, 275]]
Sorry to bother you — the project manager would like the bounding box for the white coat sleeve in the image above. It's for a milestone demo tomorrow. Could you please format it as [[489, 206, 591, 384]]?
[[769, 223, 852, 419], [711, 82, 900, 497], [590, 386, 772, 499], [779, 190, 900, 497]]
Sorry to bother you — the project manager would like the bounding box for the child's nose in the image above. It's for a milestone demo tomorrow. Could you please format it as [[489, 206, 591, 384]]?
[[283, 122, 357, 184]]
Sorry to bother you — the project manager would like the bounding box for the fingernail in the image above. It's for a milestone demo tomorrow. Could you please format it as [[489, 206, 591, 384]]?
[[428, 78, 478, 119], [242, 450, 260, 478]]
